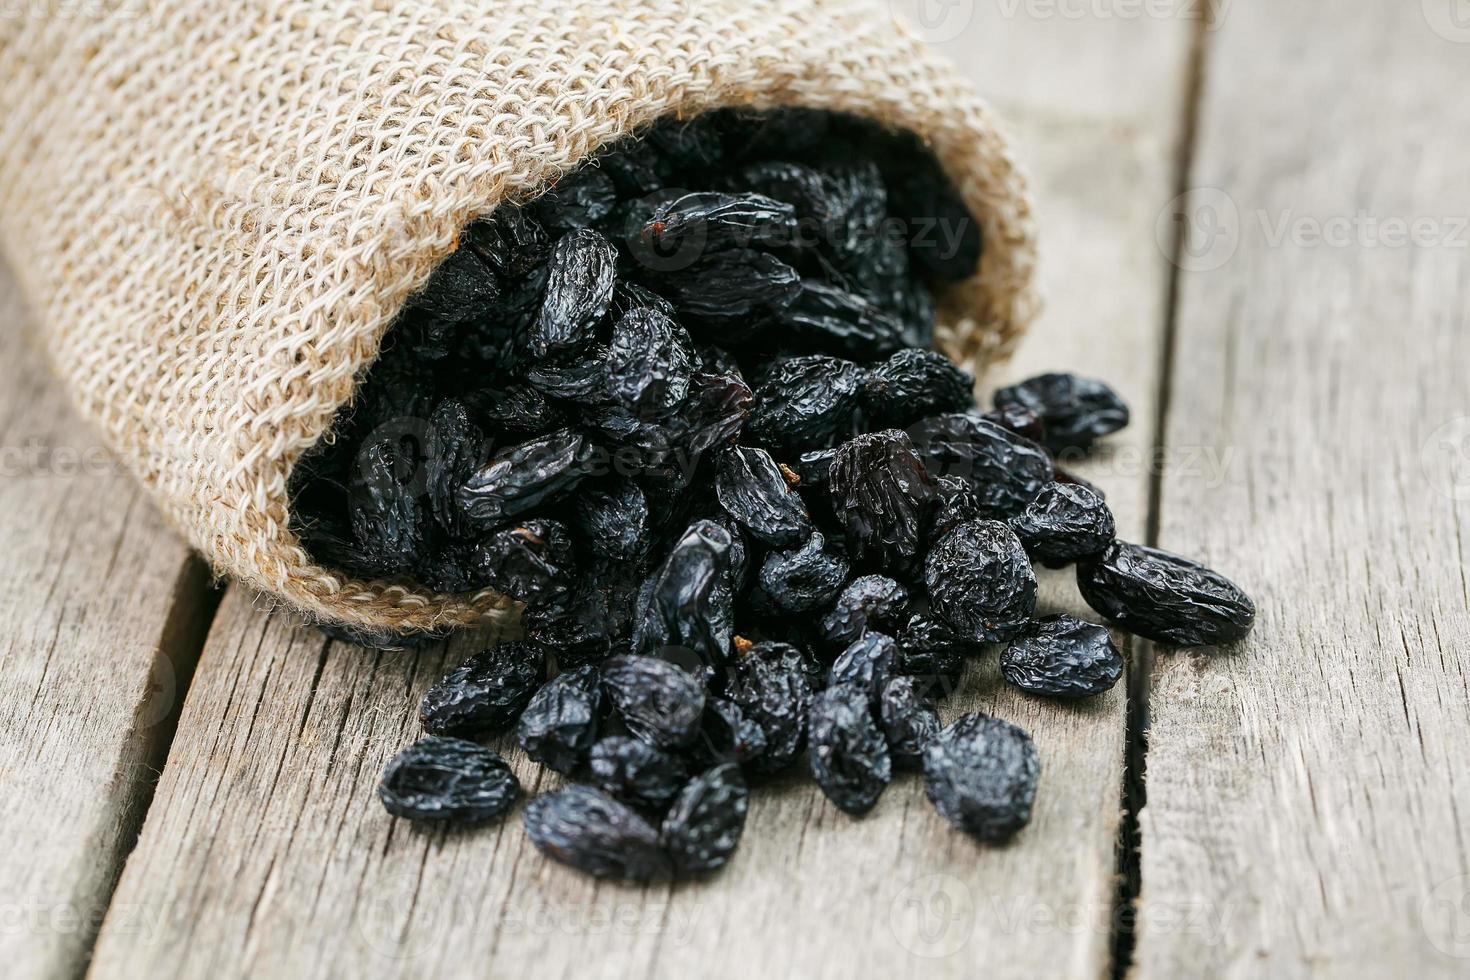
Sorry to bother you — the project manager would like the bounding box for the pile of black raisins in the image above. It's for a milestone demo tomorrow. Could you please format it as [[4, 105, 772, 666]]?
[[294, 109, 1256, 879]]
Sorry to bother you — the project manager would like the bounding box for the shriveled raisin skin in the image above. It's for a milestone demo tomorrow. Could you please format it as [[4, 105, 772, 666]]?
[[908, 414, 1053, 518], [819, 575, 910, 652], [660, 763, 749, 877], [922, 713, 1039, 842], [715, 446, 813, 547], [1001, 616, 1123, 699], [861, 349, 975, 429], [828, 632, 898, 702], [601, 655, 707, 750], [925, 520, 1037, 644], [516, 666, 602, 774], [879, 676, 940, 769], [1009, 482, 1117, 568], [746, 355, 866, 452], [527, 229, 618, 359], [575, 478, 653, 561], [829, 429, 936, 574], [379, 736, 520, 824], [726, 642, 815, 774], [775, 280, 906, 360], [349, 438, 429, 574], [808, 683, 891, 815], [589, 736, 688, 810], [993, 373, 1130, 454], [692, 698, 768, 768], [456, 428, 599, 531], [523, 786, 671, 880], [470, 518, 577, 610], [420, 642, 546, 736], [1077, 542, 1255, 647], [635, 521, 734, 679], [755, 531, 849, 615]]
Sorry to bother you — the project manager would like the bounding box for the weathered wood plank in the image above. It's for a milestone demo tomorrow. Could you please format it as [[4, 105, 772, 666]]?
[[90, 12, 1196, 979], [1134, 2, 1470, 976], [0, 266, 216, 980]]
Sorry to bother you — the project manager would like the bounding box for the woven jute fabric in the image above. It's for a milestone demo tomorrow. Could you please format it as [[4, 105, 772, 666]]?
[[0, 0, 1038, 634]]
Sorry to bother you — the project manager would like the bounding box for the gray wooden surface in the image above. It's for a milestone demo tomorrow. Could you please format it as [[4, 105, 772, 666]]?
[[3, 1, 1469, 977]]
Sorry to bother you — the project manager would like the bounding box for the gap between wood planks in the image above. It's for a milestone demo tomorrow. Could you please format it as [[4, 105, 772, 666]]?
[[1110, 12, 1214, 980]]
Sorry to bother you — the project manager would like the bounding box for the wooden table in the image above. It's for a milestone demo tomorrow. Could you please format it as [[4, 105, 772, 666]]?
[[3, 2, 1469, 977]]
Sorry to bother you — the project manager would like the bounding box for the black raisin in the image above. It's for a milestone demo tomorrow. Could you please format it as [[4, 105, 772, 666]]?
[[523, 786, 670, 880], [774, 280, 906, 359], [641, 192, 798, 255], [1077, 542, 1255, 646], [828, 632, 898, 702], [755, 531, 850, 615], [456, 428, 599, 530], [660, 763, 749, 877], [601, 655, 707, 750], [828, 429, 936, 573], [1001, 615, 1123, 699], [516, 666, 602, 774], [908, 413, 1052, 517], [922, 713, 1039, 842], [533, 168, 619, 234], [1009, 482, 1117, 568], [895, 614, 969, 700], [379, 736, 520, 824], [819, 575, 910, 652], [348, 437, 429, 574], [878, 676, 940, 768], [405, 248, 500, 324], [746, 355, 866, 452], [469, 518, 577, 610], [421, 642, 546, 736], [692, 697, 768, 768], [924, 520, 1037, 644], [575, 478, 653, 561], [993, 373, 1130, 454], [714, 446, 813, 547], [726, 642, 815, 773], [862, 349, 976, 428], [634, 521, 734, 679], [527, 229, 618, 359], [589, 736, 688, 810], [808, 683, 891, 815]]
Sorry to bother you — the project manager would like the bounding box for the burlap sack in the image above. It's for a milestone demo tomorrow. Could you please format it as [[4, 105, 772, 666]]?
[[0, 0, 1038, 634]]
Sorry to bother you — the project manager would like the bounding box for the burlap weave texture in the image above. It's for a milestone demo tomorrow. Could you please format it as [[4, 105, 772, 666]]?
[[0, 0, 1038, 632]]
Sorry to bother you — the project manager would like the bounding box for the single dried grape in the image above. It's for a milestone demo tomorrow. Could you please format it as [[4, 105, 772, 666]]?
[[421, 642, 546, 736], [602, 306, 698, 414], [922, 713, 1039, 842], [533, 168, 619, 234], [692, 698, 768, 768], [980, 404, 1047, 446], [660, 763, 749, 877], [746, 355, 866, 452], [1009, 482, 1117, 568], [726, 642, 815, 773], [908, 414, 1052, 518], [895, 614, 969, 700], [774, 280, 906, 359], [522, 561, 641, 668], [523, 786, 670, 880], [641, 192, 798, 254], [527, 229, 617, 359], [601, 655, 707, 750], [993, 373, 1130, 453], [715, 446, 813, 547], [465, 384, 567, 437], [819, 575, 910, 652], [575, 478, 653, 561], [634, 521, 734, 678], [879, 676, 940, 768], [756, 531, 849, 615], [404, 248, 500, 324], [589, 736, 688, 810], [470, 518, 577, 609], [457, 428, 599, 530], [1077, 542, 1255, 646], [379, 736, 520, 824], [348, 437, 429, 574], [924, 520, 1037, 644], [862, 349, 976, 428], [464, 203, 551, 280], [516, 666, 602, 774], [928, 475, 984, 544], [828, 632, 898, 701], [829, 429, 936, 573], [657, 248, 801, 335], [808, 683, 891, 815], [426, 400, 488, 535], [1001, 615, 1123, 699]]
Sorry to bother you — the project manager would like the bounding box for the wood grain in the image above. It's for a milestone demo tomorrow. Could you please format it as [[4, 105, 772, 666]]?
[[88, 13, 1196, 979], [1132, 1, 1470, 976], [0, 267, 216, 980]]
